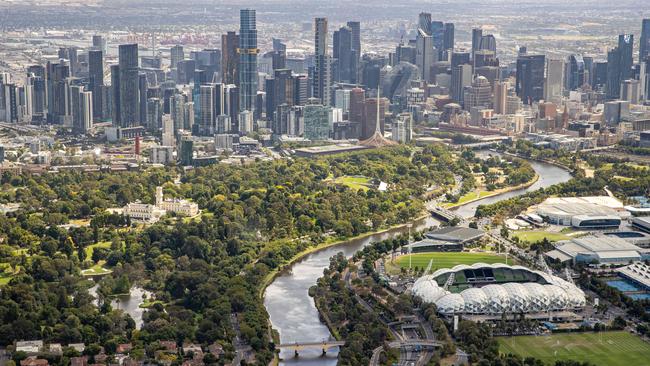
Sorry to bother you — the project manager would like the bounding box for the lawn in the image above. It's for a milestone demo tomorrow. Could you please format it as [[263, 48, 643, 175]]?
[[511, 231, 571, 243], [84, 241, 113, 258], [444, 191, 493, 208], [511, 229, 586, 245], [81, 261, 113, 276], [395, 252, 512, 271], [331, 175, 373, 191], [498, 331, 650, 366]]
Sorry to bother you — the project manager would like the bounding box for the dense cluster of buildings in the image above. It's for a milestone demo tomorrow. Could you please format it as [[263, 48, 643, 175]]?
[[1, 12, 648, 167]]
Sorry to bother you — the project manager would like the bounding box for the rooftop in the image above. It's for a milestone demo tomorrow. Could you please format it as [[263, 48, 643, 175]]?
[[424, 226, 485, 243], [537, 196, 624, 217]]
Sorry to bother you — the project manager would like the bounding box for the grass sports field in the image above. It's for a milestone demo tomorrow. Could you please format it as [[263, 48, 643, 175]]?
[[395, 252, 511, 271], [499, 331, 650, 366], [332, 175, 373, 191]]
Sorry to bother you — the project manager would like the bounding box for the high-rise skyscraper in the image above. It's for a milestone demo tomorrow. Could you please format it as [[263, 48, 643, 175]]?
[[71, 86, 93, 134], [565, 54, 585, 91], [418, 13, 432, 35], [200, 84, 216, 135], [46, 61, 70, 124], [478, 35, 497, 53], [59, 47, 79, 77], [88, 49, 104, 120], [238, 9, 258, 113], [314, 17, 331, 105], [138, 73, 148, 127], [92, 35, 107, 53], [640, 19, 650, 63], [593, 61, 608, 89], [443, 23, 455, 53], [607, 34, 634, 99], [451, 51, 471, 69], [221, 31, 239, 85], [111, 64, 120, 126], [362, 97, 388, 140], [266, 69, 295, 124], [545, 58, 564, 102], [416, 29, 435, 83], [170, 45, 184, 69], [516, 54, 545, 104], [349, 87, 365, 124], [472, 28, 483, 52], [430, 21, 445, 57], [347, 21, 361, 62], [117, 44, 140, 126], [27, 66, 46, 121], [493, 81, 508, 115], [451, 64, 472, 104], [333, 26, 357, 83]]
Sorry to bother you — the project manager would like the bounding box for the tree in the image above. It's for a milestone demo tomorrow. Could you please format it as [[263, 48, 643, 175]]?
[[500, 225, 509, 239]]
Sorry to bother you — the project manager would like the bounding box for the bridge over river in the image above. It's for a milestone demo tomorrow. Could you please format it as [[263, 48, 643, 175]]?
[[277, 341, 346, 357]]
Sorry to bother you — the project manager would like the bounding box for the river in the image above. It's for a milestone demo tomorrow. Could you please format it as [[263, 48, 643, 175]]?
[[263, 152, 572, 365], [453, 151, 573, 218]]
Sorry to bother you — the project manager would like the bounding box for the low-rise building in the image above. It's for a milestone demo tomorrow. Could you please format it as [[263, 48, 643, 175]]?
[[617, 262, 650, 291], [632, 216, 650, 233], [546, 236, 650, 264], [20, 359, 48, 366], [402, 227, 485, 253], [15, 341, 43, 354], [536, 196, 627, 228]]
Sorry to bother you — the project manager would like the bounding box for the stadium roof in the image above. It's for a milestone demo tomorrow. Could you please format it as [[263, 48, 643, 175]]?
[[537, 196, 622, 217], [424, 227, 485, 243], [412, 263, 586, 315]]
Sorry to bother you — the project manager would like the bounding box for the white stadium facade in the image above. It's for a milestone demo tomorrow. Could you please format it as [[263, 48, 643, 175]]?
[[412, 263, 586, 317]]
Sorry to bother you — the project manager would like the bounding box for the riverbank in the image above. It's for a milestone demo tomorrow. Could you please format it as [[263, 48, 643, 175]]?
[[257, 213, 430, 299], [499, 150, 573, 172], [443, 173, 540, 210]]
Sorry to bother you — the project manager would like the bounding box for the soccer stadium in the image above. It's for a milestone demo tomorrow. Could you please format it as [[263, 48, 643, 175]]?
[[411, 263, 586, 318]]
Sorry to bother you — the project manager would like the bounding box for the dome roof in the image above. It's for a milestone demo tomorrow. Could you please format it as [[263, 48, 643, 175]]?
[[460, 288, 489, 314], [412, 263, 586, 315], [412, 278, 449, 303], [435, 294, 465, 315], [482, 284, 511, 314]]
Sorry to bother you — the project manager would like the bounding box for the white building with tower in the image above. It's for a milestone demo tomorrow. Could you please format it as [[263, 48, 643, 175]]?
[[113, 186, 199, 223]]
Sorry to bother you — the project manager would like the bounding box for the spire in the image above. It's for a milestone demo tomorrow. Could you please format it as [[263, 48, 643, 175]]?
[[359, 88, 397, 148]]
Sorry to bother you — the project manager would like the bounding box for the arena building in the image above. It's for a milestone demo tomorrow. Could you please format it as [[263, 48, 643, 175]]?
[[632, 216, 650, 233], [546, 236, 650, 264], [402, 227, 485, 253], [535, 196, 628, 228], [411, 263, 586, 318]]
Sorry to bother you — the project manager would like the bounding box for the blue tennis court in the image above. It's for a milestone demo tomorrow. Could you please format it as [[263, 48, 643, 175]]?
[[628, 293, 650, 301], [607, 280, 642, 292]]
